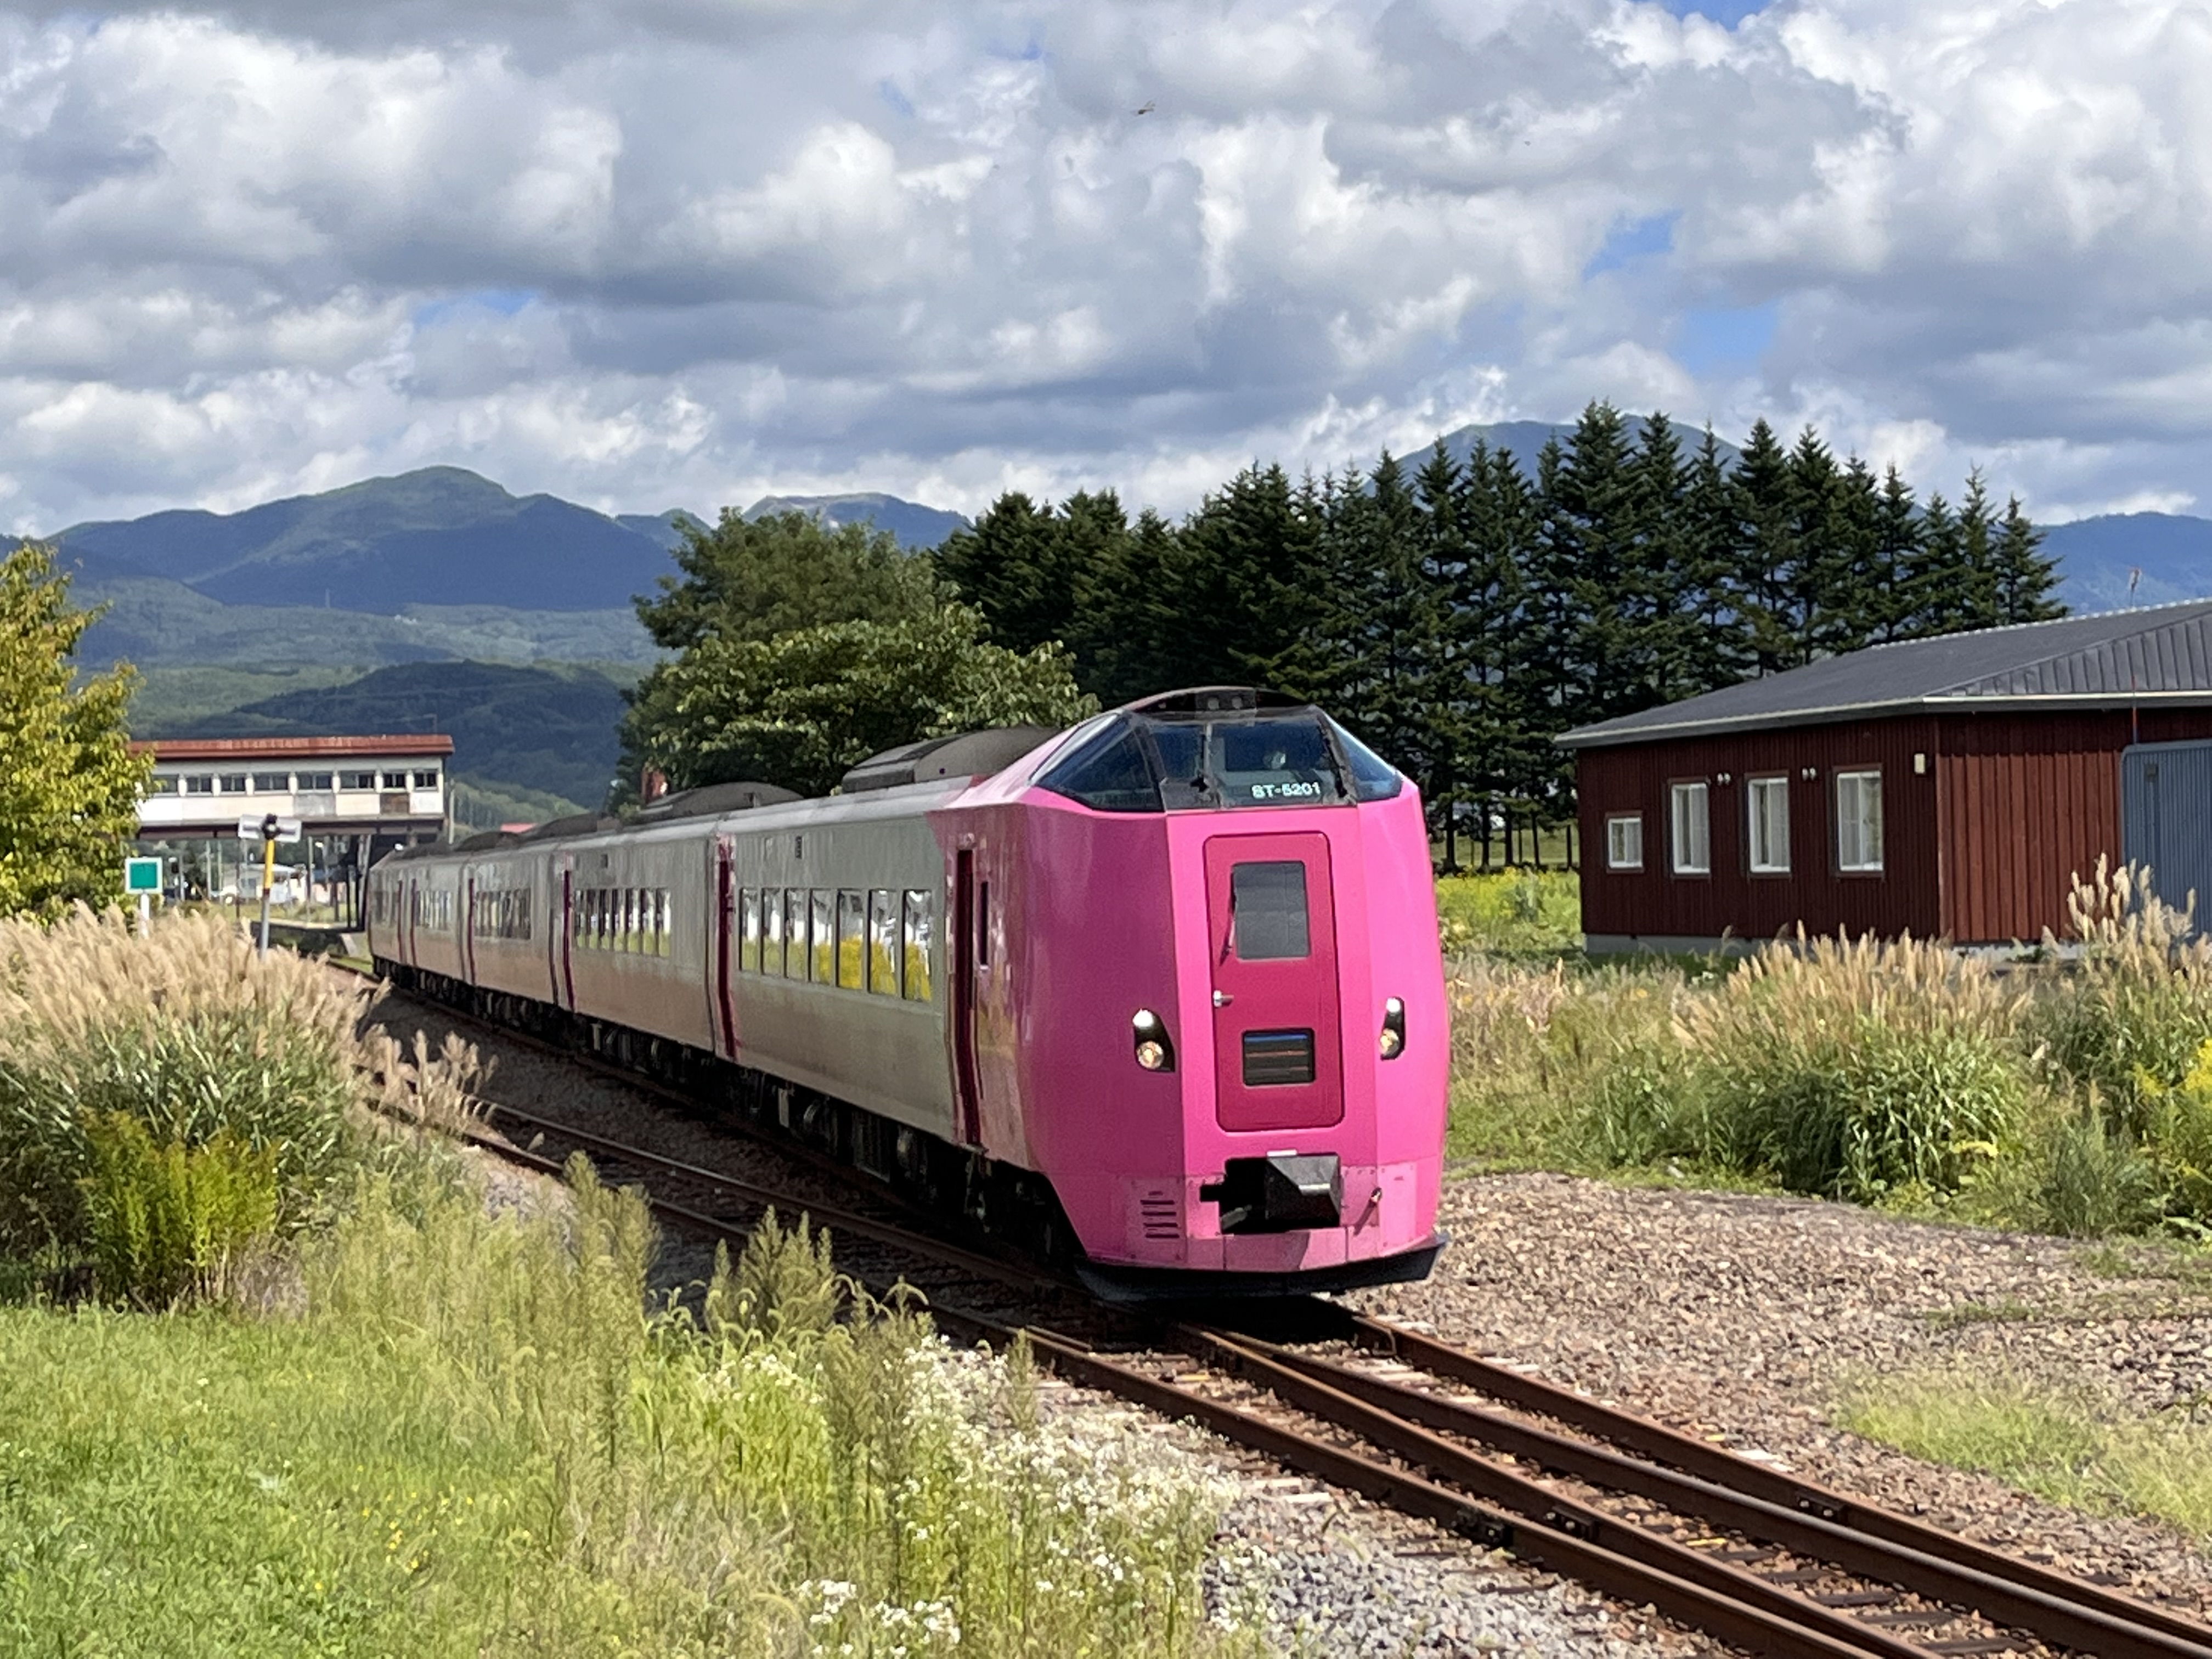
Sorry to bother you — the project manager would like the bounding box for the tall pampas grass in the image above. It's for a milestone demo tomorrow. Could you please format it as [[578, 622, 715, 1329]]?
[[0, 907, 481, 1288]]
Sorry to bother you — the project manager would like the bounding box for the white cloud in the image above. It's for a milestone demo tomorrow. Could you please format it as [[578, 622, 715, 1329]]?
[[0, 0, 2208, 533]]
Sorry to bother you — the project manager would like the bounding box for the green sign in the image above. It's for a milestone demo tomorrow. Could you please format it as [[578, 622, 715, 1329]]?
[[124, 856, 162, 895]]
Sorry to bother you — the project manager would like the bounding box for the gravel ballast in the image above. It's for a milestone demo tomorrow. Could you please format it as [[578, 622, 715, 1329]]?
[[1355, 1172, 2212, 1616]]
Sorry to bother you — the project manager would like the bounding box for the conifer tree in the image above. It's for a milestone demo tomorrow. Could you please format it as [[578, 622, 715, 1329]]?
[[1730, 419, 1801, 675], [1867, 465, 1926, 643], [934, 493, 1071, 653], [1991, 494, 2064, 624]]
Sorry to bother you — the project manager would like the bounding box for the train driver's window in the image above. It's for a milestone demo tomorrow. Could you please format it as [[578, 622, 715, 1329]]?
[[902, 891, 934, 1002], [741, 889, 761, 973], [785, 889, 807, 978], [811, 890, 834, 982], [867, 889, 899, 996], [837, 890, 866, 990], [1231, 861, 1311, 960]]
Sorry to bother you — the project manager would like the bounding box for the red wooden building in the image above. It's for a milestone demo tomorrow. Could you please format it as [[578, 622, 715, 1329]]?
[[1559, 600, 2212, 952]]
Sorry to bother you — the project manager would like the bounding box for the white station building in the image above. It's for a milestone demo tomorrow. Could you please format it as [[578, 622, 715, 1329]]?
[[133, 734, 454, 915]]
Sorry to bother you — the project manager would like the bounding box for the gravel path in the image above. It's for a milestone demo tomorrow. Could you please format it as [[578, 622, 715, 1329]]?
[[1355, 1172, 2212, 1616]]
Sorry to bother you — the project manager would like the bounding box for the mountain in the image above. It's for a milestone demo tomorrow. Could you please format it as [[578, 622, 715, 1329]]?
[[2041, 514, 2212, 612], [1434, 417, 1743, 473], [46, 467, 685, 611], [75, 577, 656, 669], [744, 491, 968, 549]]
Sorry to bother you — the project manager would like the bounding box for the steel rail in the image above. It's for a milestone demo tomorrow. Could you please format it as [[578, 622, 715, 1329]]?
[[1235, 1335, 2212, 1659], [1333, 1313, 2212, 1657]]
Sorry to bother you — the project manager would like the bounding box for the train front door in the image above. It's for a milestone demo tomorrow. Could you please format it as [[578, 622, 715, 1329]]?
[[950, 848, 983, 1146], [1204, 832, 1345, 1132]]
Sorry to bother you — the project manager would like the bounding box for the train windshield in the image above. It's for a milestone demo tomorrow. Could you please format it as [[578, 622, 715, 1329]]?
[[1037, 708, 1403, 814]]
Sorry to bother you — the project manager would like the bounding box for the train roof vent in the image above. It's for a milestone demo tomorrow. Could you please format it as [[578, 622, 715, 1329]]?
[[515, 812, 622, 843], [1121, 686, 1304, 716], [840, 725, 1063, 794], [635, 780, 802, 821]]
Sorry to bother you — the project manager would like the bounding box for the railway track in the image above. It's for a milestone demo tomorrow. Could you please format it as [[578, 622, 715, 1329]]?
[[357, 970, 2212, 1659]]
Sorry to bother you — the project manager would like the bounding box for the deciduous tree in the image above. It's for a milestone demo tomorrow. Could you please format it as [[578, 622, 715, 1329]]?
[[0, 545, 148, 919]]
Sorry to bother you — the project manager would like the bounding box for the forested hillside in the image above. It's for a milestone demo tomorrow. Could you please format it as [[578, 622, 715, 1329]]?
[[940, 402, 2062, 858]]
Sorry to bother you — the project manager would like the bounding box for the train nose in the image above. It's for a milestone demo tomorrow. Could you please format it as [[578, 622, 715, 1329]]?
[[1200, 1152, 1343, 1233]]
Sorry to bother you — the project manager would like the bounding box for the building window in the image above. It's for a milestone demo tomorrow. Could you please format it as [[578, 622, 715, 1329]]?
[[184, 775, 216, 795], [146, 775, 179, 796], [220, 774, 249, 793], [413, 770, 440, 789], [1669, 782, 1710, 876], [1837, 769, 1884, 873], [341, 771, 377, 790], [252, 772, 290, 792], [1747, 777, 1791, 874], [381, 771, 408, 789], [1605, 813, 1643, 871], [299, 771, 334, 790]]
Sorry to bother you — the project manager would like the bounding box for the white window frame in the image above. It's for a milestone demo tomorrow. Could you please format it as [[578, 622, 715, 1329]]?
[[1668, 782, 1710, 876], [1747, 776, 1791, 874], [1605, 812, 1644, 872], [1836, 768, 1885, 874]]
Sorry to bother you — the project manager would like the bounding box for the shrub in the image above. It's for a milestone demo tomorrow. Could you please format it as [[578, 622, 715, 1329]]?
[[2026, 1104, 2166, 1238], [80, 1113, 279, 1305], [1672, 934, 2028, 1200], [0, 907, 481, 1276], [2033, 859, 2212, 1129]]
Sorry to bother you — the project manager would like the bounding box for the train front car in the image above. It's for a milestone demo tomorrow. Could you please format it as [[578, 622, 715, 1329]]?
[[945, 688, 1447, 1299]]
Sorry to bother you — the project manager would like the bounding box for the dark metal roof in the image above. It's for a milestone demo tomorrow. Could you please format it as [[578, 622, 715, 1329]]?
[[1557, 598, 2212, 748]]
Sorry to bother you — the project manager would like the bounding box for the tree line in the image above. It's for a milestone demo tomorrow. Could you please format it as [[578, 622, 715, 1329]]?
[[935, 402, 2062, 862], [619, 400, 2062, 855]]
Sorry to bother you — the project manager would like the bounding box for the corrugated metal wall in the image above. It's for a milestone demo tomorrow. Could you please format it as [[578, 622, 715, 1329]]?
[[1934, 714, 2126, 943], [1574, 716, 1944, 943]]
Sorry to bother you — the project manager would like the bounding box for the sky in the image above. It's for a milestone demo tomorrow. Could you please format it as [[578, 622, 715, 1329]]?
[[0, 0, 2208, 531]]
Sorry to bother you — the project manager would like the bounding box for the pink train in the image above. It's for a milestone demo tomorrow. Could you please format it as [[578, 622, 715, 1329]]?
[[368, 688, 1447, 1297]]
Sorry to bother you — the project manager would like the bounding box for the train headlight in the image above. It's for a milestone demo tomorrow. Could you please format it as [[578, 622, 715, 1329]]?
[[1132, 1008, 1176, 1072], [1379, 996, 1406, 1060]]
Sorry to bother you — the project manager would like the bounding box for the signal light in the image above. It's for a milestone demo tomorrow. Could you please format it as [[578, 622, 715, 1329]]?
[[1132, 1008, 1175, 1071], [1379, 996, 1406, 1059]]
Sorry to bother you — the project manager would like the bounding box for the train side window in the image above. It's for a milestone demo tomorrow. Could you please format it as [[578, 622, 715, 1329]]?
[[811, 890, 834, 982], [657, 889, 672, 957], [836, 890, 866, 989], [741, 889, 761, 973], [761, 886, 781, 974], [902, 891, 934, 1002], [977, 881, 991, 968], [786, 889, 808, 978], [867, 889, 899, 996]]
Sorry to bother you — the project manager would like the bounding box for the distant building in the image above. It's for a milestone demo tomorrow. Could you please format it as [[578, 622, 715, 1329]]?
[[1558, 600, 2212, 951], [133, 734, 453, 916]]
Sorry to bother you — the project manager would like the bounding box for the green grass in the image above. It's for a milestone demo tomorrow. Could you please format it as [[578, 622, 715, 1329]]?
[[1434, 870, 1581, 960], [1839, 1368, 2212, 1541], [0, 1172, 1260, 1658]]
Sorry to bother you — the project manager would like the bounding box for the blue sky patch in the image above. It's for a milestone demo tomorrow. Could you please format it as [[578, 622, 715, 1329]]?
[[877, 78, 915, 117], [1675, 301, 1778, 372], [1585, 212, 1677, 278], [413, 289, 537, 328], [1658, 0, 1767, 24]]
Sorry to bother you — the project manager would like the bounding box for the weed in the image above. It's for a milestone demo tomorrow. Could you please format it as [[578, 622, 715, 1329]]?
[[1839, 1365, 2212, 1541], [80, 1113, 279, 1305]]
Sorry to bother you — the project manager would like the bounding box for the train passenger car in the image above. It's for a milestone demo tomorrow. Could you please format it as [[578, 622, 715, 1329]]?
[[369, 689, 1448, 1297]]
